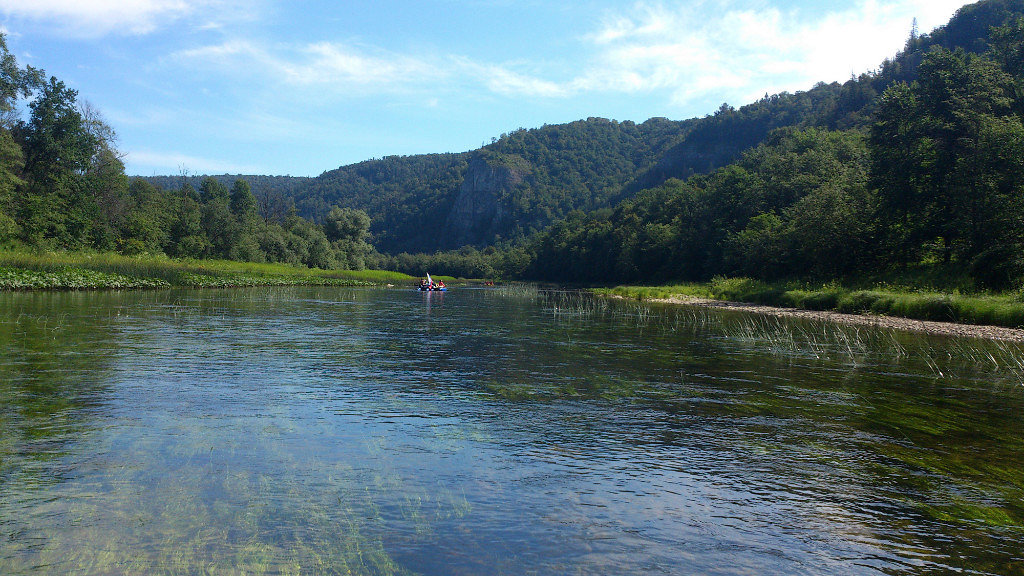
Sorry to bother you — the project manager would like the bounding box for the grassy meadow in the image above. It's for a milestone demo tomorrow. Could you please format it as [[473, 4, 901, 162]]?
[[0, 250, 419, 290]]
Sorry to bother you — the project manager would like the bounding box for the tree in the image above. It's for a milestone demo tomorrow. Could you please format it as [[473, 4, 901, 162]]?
[[17, 77, 99, 247], [322, 206, 372, 269], [168, 183, 210, 258], [0, 33, 42, 127], [230, 179, 258, 220], [0, 129, 23, 244], [870, 47, 1021, 264], [120, 179, 169, 254], [200, 177, 233, 258], [228, 179, 264, 262]]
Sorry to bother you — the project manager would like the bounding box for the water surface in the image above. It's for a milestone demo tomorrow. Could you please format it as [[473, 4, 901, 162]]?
[[1, 287, 1022, 575]]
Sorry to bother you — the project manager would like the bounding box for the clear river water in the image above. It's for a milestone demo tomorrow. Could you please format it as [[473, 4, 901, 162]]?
[[1, 286, 1023, 575]]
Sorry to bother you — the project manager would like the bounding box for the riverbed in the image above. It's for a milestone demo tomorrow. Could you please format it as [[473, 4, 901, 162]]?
[[1, 287, 1022, 575]]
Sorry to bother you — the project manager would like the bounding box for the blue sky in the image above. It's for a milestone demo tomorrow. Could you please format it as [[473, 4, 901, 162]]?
[[0, 0, 969, 177]]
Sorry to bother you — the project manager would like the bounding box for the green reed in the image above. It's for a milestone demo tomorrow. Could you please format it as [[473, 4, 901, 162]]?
[[491, 282, 540, 299], [649, 305, 1024, 387], [507, 289, 1024, 388]]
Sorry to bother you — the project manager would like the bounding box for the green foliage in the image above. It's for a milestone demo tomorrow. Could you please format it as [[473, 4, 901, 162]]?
[[604, 278, 1024, 329], [871, 48, 1024, 267], [0, 265, 169, 290], [324, 206, 372, 270], [289, 118, 689, 253], [374, 245, 502, 280], [0, 129, 24, 245], [0, 249, 415, 290], [520, 128, 876, 284]]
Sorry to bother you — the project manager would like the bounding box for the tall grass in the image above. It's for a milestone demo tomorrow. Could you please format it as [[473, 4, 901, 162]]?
[[0, 249, 417, 290], [630, 304, 1024, 386], [507, 285, 1024, 386], [492, 282, 540, 299]]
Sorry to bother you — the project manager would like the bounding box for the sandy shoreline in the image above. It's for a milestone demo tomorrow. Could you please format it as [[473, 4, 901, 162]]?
[[644, 295, 1024, 342]]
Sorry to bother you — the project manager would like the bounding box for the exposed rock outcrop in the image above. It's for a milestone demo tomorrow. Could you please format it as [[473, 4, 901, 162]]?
[[442, 152, 529, 247]]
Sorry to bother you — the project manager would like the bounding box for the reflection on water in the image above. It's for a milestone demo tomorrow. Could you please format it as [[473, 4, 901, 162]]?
[[1, 287, 1023, 575]]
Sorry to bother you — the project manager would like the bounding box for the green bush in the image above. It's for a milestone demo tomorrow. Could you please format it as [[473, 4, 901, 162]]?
[[798, 289, 843, 311]]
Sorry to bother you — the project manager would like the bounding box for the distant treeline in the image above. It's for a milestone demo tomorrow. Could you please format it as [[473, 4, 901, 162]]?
[[140, 174, 311, 223], [0, 35, 370, 270]]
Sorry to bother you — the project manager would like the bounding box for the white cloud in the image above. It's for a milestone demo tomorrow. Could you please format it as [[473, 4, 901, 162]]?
[[0, 0, 255, 37], [569, 0, 968, 106], [288, 42, 445, 87], [173, 38, 581, 101], [171, 40, 451, 97], [453, 57, 570, 98], [127, 149, 261, 175]]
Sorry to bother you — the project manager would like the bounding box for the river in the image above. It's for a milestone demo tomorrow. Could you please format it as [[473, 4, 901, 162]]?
[[1, 286, 1022, 575]]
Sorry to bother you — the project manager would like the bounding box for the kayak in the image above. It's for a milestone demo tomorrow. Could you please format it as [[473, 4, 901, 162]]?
[[417, 273, 446, 291]]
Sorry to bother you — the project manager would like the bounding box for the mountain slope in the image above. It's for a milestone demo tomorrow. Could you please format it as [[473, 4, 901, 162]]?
[[293, 117, 690, 253]]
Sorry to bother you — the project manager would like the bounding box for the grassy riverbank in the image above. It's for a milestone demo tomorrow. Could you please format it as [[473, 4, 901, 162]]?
[[597, 277, 1024, 329], [0, 251, 419, 290]]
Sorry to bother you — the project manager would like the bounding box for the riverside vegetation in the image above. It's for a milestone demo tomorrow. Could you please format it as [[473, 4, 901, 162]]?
[[598, 277, 1024, 330], [0, 251, 417, 290]]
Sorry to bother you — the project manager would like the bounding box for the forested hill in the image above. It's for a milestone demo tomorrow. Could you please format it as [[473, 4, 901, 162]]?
[[291, 117, 690, 253], [514, 1, 1024, 290], [269, 0, 1024, 255]]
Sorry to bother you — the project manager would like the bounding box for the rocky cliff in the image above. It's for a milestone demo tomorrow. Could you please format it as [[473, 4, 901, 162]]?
[[442, 152, 529, 247]]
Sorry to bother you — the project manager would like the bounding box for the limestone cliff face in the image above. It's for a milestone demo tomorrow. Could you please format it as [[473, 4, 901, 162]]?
[[442, 153, 528, 247]]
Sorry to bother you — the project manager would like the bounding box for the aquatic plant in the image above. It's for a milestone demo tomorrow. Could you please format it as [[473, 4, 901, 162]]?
[[491, 282, 540, 300]]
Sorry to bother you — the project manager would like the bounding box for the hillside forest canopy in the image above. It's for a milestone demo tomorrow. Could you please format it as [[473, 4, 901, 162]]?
[[4, 0, 1024, 290]]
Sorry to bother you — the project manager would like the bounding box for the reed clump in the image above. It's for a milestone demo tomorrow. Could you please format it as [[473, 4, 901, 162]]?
[[492, 282, 540, 300], [652, 305, 1024, 386]]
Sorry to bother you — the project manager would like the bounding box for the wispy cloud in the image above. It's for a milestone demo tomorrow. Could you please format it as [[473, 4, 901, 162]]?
[[0, 0, 257, 38], [454, 57, 570, 98], [171, 40, 452, 96], [128, 149, 262, 175]]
